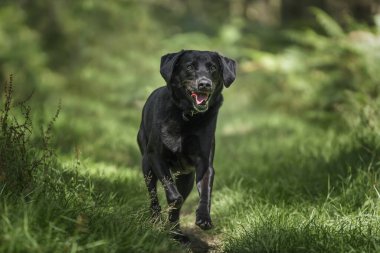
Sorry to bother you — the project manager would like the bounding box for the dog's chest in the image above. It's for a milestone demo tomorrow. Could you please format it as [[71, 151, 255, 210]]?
[[161, 119, 201, 153], [161, 120, 201, 173]]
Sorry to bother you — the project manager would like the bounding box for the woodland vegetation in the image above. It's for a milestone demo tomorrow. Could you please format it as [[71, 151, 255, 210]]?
[[1, 1, 380, 252]]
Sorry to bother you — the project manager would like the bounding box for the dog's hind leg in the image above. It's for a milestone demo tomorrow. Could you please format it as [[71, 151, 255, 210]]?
[[142, 156, 161, 219]]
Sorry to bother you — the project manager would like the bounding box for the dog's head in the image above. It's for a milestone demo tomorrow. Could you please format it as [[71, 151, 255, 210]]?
[[160, 50, 236, 113]]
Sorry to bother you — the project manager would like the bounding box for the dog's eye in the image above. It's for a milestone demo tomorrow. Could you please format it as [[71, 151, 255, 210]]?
[[186, 65, 194, 71], [210, 65, 216, 72]]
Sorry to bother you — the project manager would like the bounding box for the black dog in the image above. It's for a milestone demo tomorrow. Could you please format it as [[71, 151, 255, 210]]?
[[137, 50, 236, 241]]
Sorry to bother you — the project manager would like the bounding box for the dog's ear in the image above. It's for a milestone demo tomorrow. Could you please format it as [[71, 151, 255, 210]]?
[[218, 54, 236, 88], [160, 50, 184, 84]]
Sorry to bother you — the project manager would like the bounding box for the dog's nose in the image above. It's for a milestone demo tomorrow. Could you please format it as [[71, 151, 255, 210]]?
[[198, 80, 212, 90]]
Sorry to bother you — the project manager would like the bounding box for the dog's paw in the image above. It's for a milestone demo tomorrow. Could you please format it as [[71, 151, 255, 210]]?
[[169, 225, 191, 245], [170, 230, 191, 245], [195, 218, 213, 230], [195, 211, 213, 230]]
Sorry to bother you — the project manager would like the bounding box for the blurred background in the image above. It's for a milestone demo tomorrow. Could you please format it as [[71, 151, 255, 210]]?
[[1, 1, 380, 252], [1, 0, 379, 163]]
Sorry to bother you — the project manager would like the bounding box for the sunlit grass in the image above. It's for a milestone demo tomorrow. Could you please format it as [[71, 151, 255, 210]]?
[[222, 203, 380, 253]]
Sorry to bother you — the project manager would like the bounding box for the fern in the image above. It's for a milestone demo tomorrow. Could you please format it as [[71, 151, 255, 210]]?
[[310, 7, 344, 38]]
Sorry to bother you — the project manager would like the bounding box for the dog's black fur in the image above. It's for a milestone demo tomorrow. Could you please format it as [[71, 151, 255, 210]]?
[[137, 50, 236, 242]]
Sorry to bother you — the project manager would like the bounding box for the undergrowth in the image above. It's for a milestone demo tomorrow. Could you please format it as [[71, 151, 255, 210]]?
[[0, 76, 181, 253]]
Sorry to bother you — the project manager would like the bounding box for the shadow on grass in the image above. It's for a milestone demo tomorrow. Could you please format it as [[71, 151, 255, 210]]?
[[214, 120, 378, 206], [212, 121, 380, 253]]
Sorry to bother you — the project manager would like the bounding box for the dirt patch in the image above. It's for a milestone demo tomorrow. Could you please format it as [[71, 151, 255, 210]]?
[[182, 226, 222, 253]]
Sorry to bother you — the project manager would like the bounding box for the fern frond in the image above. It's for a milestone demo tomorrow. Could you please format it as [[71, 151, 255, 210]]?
[[310, 7, 344, 38]]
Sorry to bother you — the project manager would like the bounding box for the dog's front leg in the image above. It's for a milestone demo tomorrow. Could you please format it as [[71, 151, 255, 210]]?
[[147, 153, 183, 209], [147, 153, 189, 243], [195, 164, 215, 230]]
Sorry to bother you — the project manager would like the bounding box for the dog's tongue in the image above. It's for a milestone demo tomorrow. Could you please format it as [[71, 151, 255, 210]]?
[[191, 92, 208, 105]]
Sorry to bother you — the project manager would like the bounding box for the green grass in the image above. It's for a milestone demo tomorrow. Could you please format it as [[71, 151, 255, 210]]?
[[214, 111, 380, 253], [1, 4, 380, 252], [0, 161, 180, 253], [2, 80, 379, 252]]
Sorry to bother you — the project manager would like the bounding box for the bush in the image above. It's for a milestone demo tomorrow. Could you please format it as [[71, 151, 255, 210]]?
[[241, 9, 380, 132], [0, 75, 59, 194]]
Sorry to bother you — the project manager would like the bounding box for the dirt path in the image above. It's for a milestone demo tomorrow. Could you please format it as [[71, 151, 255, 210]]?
[[181, 220, 222, 252], [172, 192, 223, 252]]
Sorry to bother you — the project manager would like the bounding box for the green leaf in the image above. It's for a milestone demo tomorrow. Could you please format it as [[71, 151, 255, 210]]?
[[310, 7, 344, 38]]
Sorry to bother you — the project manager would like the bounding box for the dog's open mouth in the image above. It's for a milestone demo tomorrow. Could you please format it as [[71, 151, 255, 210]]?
[[186, 89, 211, 112], [191, 92, 209, 105]]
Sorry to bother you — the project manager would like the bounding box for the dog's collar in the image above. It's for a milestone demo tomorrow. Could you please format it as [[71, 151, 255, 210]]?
[[182, 110, 198, 121], [170, 96, 200, 121]]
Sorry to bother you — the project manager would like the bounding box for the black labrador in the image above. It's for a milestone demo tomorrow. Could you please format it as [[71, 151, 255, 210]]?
[[137, 50, 236, 241]]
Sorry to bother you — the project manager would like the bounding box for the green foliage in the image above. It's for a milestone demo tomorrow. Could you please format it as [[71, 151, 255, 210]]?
[[310, 7, 345, 38], [0, 2, 380, 253], [0, 5, 62, 99], [0, 76, 180, 252], [241, 8, 380, 137], [0, 76, 38, 193], [0, 75, 61, 195]]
